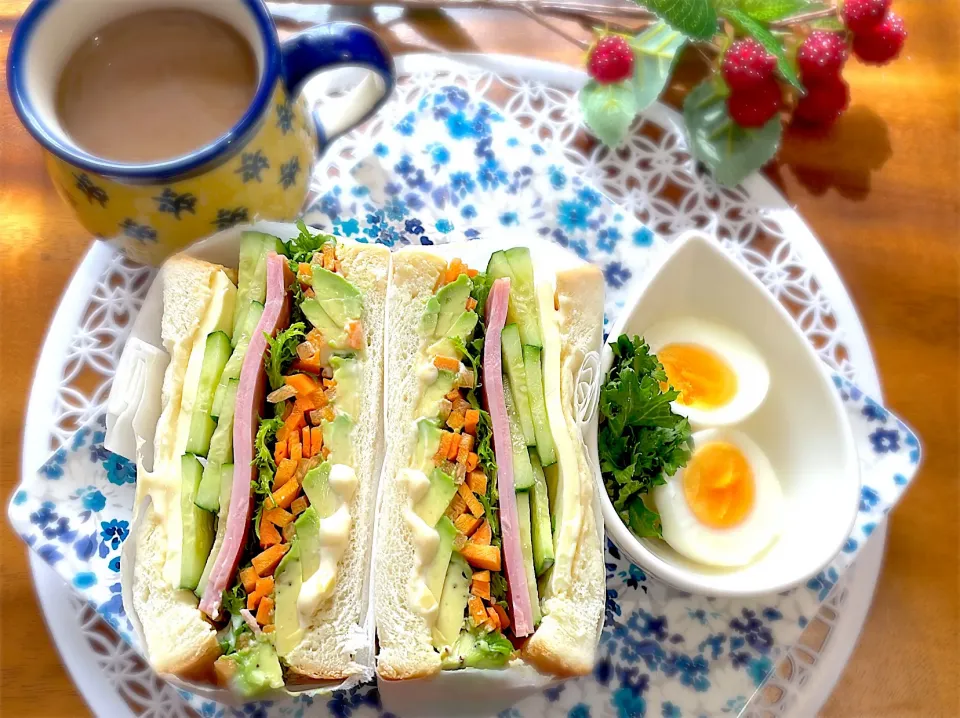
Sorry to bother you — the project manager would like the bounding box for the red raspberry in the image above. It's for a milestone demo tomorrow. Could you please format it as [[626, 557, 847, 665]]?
[[722, 39, 777, 91], [587, 36, 634, 84], [852, 12, 907, 65], [727, 79, 782, 128], [793, 76, 850, 125], [797, 31, 848, 82], [842, 0, 891, 33]]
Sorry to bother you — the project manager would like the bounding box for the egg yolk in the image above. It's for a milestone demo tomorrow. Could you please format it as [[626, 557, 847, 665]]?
[[658, 343, 738, 409], [683, 441, 755, 529]]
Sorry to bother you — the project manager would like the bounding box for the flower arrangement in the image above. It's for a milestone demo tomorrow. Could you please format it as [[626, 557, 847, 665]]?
[[578, 0, 906, 185]]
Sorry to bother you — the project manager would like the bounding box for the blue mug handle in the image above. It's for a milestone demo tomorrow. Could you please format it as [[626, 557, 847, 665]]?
[[280, 23, 395, 150]]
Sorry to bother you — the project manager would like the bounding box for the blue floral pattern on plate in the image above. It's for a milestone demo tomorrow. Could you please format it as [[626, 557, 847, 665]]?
[[8, 87, 921, 718]]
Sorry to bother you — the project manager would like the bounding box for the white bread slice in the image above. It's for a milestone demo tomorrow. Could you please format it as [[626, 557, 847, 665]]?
[[282, 240, 390, 680], [132, 256, 223, 679], [375, 248, 448, 681], [523, 265, 606, 676]]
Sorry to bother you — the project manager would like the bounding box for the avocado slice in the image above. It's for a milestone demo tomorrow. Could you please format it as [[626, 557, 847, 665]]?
[[417, 369, 458, 420], [516, 490, 542, 626], [414, 419, 444, 473], [295, 506, 321, 579], [487, 248, 542, 347], [196, 379, 238, 512], [503, 377, 535, 491], [320, 296, 363, 329], [213, 302, 263, 419], [233, 232, 282, 345], [221, 638, 284, 697], [432, 553, 472, 650], [196, 464, 234, 596], [523, 345, 557, 466], [301, 298, 348, 348], [427, 310, 480, 359], [330, 355, 360, 421], [274, 538, 303, 657], [310, 264, 360, 300], [321, 413, 354, 465], [529, 451, 555, 576], [302, 463, 338, 519], [185, 331, 232, 457], [434, 274, 472, 337], [179, 454, 215, 591], [420, 296, 442, 337], [425, 516, 458, 602], [415, 468, 459, 527], [500, 324, 536, 445]]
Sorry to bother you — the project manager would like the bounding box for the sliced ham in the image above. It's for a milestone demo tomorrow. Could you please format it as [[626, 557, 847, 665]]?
[[482, 277, 534, 637], [199, 252, 292, 618]]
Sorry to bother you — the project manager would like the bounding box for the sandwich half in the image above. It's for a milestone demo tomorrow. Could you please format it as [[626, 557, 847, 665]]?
[[374, 246, 605, 681], [130, 223, 388, 693]]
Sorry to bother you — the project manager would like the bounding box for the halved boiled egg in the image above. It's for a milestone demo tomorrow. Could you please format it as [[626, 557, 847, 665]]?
[[645, 317, 769, 427], [653, 428, 782, 567]]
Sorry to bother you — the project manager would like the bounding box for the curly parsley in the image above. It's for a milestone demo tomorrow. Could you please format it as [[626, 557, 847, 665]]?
[[264, 322, 305, 391], [598, 335, 693, 538]]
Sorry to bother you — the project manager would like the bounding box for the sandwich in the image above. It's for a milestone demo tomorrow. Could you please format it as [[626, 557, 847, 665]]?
[[129, 223, 388, 694], [374, 246, 605, 681]]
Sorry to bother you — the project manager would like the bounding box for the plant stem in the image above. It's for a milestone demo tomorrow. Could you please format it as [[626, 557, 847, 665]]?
[[769, 6, 839, 29]]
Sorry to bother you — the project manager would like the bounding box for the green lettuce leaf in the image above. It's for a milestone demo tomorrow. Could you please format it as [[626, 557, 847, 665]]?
[[264, 322, 306, 391]]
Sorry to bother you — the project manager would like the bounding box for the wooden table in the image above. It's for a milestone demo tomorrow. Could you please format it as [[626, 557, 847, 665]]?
[[0, 1, 956, 716]]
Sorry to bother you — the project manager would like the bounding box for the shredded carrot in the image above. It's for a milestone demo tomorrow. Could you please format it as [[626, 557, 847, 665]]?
[[446, 409, 465, 432], [433, 355, 460, 372], [294, 393, 317, 415], [444, 258, 464, 285], [260, 515, 281, 547], [297, 262, 313, 283], [466, 268, 478, 278], [322, 243, 336, 270], [460, 542, 501, 571], [286, 373, 319, 396], [493, 604, 511, 630], [464, 410, 480, 435], [457, 433, 475, 464], [301, 426, 312, 458], [471, 578, 491, 601], [465, 297, 478, 311], [277, 409, 305, 443], [454, 513, 482, 536], [273, 459, 298, 491], [247, 591, 263, 610], [291, 440, 302, 463], [252, 543, 290, 576], [466, 470, 487, 495], [470, 519, 492, 546], [263, 624, 276, 634], [272, 477, 301, 510], [291, 356, 322, 374], [435, 432, 455, 463], [447, 434, 461, 461], [311, 426, 322, 457], [445, 389, 461, 402], [264, 507, 295, 527], [445, 493, 467, 519], [274, 440, 288, 465], [255, 576, 275, 596], [465, 453, 479, 472], [240, 567, 258, 593], [256, 596, 275, 625], [458, 483, 484, 517], [468, 594, 487, 626], [321, 405, 335, 423], [346, 320, 364, 351], [472, 570, 490, 583], [291, 496, 309, 516], [485, 606, 501, 630]]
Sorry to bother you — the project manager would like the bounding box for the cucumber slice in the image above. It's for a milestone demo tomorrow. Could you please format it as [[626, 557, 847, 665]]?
[[516, 490, 542, 626], [487, 248, 542, 347], [501, 324, 536, 445], [523, 345, 557, 466], [233, 232, 281, 346], [185, 331, 231, 456], [196, 464, 234, 597], [212, 302, 264, 419], [504, 377, 535, 491], [180, 454, 215, 591], [196, 380, 239, 511], [529, 451, 555, 576]]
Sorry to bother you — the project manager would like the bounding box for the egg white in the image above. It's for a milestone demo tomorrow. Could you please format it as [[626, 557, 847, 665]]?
[[654, 428, 783, 568], [644, 317, 770, 428]]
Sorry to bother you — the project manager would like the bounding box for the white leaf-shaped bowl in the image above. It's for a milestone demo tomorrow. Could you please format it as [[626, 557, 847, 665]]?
[[598, 230, 860, 597]]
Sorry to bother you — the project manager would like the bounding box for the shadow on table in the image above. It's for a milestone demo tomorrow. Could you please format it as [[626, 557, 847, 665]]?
[[773, 105, 893, 201]]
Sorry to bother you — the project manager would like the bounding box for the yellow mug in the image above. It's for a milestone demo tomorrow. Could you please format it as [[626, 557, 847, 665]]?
[[8, 0, 394, 265]]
